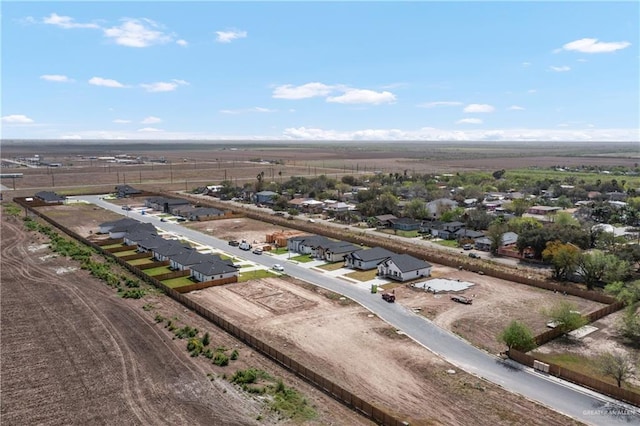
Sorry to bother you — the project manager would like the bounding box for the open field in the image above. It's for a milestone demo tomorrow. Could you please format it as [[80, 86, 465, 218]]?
[[2, 141, 638, 198], [189, 277, 582, 425], [0, 213, 372, 426], [186, 216, 288, 248]]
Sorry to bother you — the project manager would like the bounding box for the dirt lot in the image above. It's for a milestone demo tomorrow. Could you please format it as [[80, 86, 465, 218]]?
[[37, 202, 125, 238], [394, 265, 607, 355], [189, 278, 582, 426], [0, 214, 370, 426], [186, 216, 290, 247]]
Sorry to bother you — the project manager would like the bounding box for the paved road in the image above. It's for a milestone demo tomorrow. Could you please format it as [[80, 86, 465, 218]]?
[[77, 195, 640, 425]]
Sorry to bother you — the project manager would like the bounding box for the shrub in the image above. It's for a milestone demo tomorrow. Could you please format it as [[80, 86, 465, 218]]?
[[230, 349, 239, 360], [213, 352, 229, 367]]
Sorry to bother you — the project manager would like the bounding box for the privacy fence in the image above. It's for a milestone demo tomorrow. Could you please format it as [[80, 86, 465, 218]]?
[[14, 197, 408, 426]]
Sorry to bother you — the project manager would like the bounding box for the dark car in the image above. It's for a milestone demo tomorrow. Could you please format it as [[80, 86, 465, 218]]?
[[468, 253, 479, 259], [228, 240, 240, 247]]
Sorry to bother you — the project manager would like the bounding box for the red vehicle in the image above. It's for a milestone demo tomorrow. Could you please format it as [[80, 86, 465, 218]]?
[[381, 292, 396, 303]]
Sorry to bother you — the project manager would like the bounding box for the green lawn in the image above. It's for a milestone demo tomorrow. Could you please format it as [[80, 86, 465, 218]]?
[[128, 258, 154, 266], [238, 269, 278, 282], [162, 276, 196, 288], [318, 262, 344, 271], [145, 266, 172, 276], [344, 269, 378, 282], [272, 247, 289, 255], [113, 249, 138, 257], [101, 243, 123, 249], [435, 239, 459, 248], [290, 254, 314, 263]]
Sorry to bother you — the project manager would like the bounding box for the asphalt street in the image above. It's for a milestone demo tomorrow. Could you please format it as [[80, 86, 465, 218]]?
[[77, 195, 640, 425]]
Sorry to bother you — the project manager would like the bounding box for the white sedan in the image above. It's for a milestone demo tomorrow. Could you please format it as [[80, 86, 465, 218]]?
[[272, 264, 284, 272]]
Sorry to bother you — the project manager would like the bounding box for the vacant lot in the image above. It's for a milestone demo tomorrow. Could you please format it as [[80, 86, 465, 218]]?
[[187, 216, 289, 248], [189, 278, 581, 426], [394, 265, 607, 355], [0, 214, 370, 426]]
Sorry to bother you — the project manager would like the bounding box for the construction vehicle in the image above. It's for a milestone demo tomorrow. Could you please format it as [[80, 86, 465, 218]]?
[[381, 291, 396, 303]]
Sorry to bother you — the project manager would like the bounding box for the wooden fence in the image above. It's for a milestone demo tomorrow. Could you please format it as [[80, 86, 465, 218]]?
[[173, 276, 238, 294], [119, 252, 152, 261], [509, 349, 640, 407], [95, 238, 124, 246], [151, 270, 190, 281], [14, 197, 409, 426]]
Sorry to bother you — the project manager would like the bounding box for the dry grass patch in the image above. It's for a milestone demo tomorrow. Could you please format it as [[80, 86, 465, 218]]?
[[344, 269, 378, 282]]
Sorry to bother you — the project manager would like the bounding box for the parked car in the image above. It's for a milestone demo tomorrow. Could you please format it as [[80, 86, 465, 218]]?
[[160, 218, 167, 222], [451, 295, 473, 305], [468, 253, 479, 259], [462, 244, 473, 250], [228, 240, 240, 247], [272, 264, 284, 271], [239, 241, 251, 250], [252, 247, 263, 255]]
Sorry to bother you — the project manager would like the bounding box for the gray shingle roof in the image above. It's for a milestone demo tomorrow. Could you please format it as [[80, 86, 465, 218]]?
[[385, 254, 431, 272], [190, 259, 238, 276], [349, 247, 395, 262]]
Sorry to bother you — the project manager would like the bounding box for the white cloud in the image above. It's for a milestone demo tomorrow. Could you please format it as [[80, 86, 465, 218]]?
[[89, 77, 127, 88], [577, 58, 588, 62], [113, 119, 131, 124], [60, 134, 83, 140], [522, 62, 532, 67], [508, 105, 525, 111], [281, 126, 639, 142], [104, 18, 173, 48], [176, 39, 188, 47], [140, 79, 188, 92], [215, 29, 247, 43], [326, 89, 396, 105], [219, 107, 277, 114], [528, 89, 537, 94], [417, 101, 463, 108], [456, 118, 483, 124], [40, 74, 74, 83], [137, 127, 163, 132], [42, 13, 99, 29], [550, 65, 571, 72], [140, 116, 162, 124], [463, 104, 494, 113], [1, 114, 34, 124], [557, 38, 631, 54], [272, 82, 336, 100]]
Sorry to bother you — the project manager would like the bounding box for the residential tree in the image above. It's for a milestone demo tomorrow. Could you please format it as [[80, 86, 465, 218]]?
[[542, 240, 581, 281], [597, 351, 637, 388], [605, 280, 640, 306], [508, 216, 542, 234], [487, 221, 508, 255], [578, 250, 630, 290], [498, 320, 536, 352], [405, 198, 428, 220], [544, 301, 588, 334]]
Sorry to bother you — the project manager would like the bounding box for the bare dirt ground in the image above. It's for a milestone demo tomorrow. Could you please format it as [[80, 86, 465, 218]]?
[[189, 278, 582, 426], [186, 217, 290, 247], [37, 202, 125, 238], [0, 214, 371, 426]]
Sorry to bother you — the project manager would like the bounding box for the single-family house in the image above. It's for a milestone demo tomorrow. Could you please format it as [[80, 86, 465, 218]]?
[[145, 197, 190, 213], [255, 191, 278, 206], [111, 221, 156, 240], [98, 217, 139, 234], [287, 235, 332, 254], [313, 241, 360, 262], [475, 231, 519, 251], [135, 234, 167, 253], [122, 227, 159, 246], [35, 191, 66, 203], [454, 228, 485, 241], [169, 249, 223, 271], [189, 259, 239, 283], [180, 207, 225, 221], [527, 206, 561, 215], [152, 239, 192, 261], [373, 214, 398, 228], [323, 201, 354, 213], [419, 220, 444, 236], [377, 254, 432, 282], [436, 221, 465, 240], [389, 217, 421, 232], [115, 185, 141, 198], [345, 247, 396, 270]]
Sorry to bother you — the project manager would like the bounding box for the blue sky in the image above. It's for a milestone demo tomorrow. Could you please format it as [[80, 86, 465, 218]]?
[[2, 1, 639, 141]]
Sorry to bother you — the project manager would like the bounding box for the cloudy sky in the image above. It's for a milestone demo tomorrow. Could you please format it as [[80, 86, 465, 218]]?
[[2, 1, 638, 141]]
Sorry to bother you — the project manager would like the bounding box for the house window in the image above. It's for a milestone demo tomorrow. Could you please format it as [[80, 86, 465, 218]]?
[[416, 271, 419, 276]]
